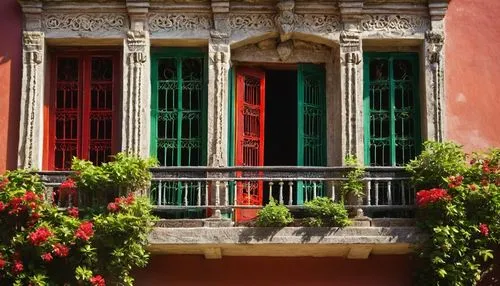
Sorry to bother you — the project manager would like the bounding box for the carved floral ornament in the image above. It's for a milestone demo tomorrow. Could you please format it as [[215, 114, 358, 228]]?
[[148, 13, 213, 32], [42, 14, 127, 32], [361, 15, 430, 33], [228, 13, 340, 34]]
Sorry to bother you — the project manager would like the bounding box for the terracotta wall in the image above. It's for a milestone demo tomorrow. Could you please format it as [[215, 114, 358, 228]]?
[[133, 255, 414, 286], [445, 0, 500, 151], [0, 0, 22, 172]]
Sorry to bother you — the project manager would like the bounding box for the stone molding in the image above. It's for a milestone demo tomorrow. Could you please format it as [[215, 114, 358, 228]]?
[[148, 13, 213, 32], [361, 15, 429, 34], [18, 31, 45, 169], [42, 13, 128, 33]]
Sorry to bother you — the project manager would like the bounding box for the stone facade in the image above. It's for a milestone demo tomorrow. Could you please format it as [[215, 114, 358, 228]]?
[[17, 0, 449, 169]]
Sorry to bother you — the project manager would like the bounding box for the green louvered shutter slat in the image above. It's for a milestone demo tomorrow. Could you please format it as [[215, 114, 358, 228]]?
[[297, 64, 326, 204]]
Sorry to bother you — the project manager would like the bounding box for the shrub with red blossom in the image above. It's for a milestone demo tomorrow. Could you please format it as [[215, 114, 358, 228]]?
[[0, 155, 157, 286], [408, 142, 500, 285]]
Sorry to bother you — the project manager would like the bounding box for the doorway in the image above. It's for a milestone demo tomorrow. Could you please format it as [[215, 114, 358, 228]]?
[[264, 69, 297, 166]]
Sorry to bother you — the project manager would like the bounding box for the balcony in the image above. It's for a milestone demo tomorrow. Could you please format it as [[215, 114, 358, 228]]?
[[38, 166, 421, 259]]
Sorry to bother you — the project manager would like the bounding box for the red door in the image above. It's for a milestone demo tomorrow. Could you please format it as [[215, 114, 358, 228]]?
[[235, 68, 265, 222]]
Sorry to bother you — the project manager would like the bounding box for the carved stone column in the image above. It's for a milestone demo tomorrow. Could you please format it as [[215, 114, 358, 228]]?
[[208, 1, 231, 167], [18, 31, 45, 169], [338, 0, 364, 163], [122, 1, 150, 156], [17, 0, 45, 169], [423, 0, 449, 142]]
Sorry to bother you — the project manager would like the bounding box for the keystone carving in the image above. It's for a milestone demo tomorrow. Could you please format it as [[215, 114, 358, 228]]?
[[275, 0, 296, 41]]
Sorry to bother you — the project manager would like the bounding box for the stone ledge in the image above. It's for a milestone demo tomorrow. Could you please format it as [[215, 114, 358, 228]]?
[[148, 227, 424, 258], [149, 226, 424, 245]]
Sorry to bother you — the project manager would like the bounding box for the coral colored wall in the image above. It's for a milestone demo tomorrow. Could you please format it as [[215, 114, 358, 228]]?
[[0, 0, 22, 172], [133, 255, 415, 286], [445, 0, 500, 151]]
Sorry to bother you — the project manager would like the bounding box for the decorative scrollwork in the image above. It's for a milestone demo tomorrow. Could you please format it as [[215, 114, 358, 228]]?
[[148, 13, 212, 32], [229, 14, 275, 30], [361, 15, 429, 33], [296, 14, 340, 33], [42, 14, 127, 32]]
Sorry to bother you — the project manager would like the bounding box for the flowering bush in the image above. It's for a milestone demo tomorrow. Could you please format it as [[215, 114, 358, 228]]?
[[0, 154, 157, 286], [407, 142, 500, 285]]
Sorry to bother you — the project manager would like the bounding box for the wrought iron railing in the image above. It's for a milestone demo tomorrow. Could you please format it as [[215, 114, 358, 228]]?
[[38, 166, 416, 219]]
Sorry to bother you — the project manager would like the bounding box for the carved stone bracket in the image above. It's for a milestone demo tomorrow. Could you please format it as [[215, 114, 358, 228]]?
[[123, 30, 149, 156], [424, 30, 445, 142], [339, 31, 363, 161], [208, 41, 230, 167], [275, 0, 296, 41], [18, 31, 45, 169]]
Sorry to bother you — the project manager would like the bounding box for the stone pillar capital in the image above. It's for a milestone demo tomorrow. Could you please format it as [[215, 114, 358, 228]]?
[[126, 0, 150, 32]]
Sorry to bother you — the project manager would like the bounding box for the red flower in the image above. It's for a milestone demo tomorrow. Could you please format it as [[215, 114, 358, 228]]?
[[8, 197, 25, 215], [482, 164, 490, 174], [52, 243, 69, 257], [107, 202, 119, 213], [60, 178, 76, 190], [447, 175, 464, 189], [67, 207, 79, 218], [0, 201, 5, 212], [23, 191, 38, 202], [479, 223, 489, 236], [75, 221, 94, 241], [0, 256, 5, 269], [90, 275, 106, 286], [41, 253, 53, 262], [12, 260, 23, 274], [124, 194, 135, 205], [416, 188, 451, 207], [468, 184, 478, 191], [28, 227, 53, 246]]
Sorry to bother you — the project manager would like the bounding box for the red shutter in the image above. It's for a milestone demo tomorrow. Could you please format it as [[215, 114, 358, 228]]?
[[47, 52, 118, 170], [235, 68, 265, 221]]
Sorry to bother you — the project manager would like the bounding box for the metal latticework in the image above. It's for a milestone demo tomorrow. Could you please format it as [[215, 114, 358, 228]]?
[[152, 54, 206, 167], [298, 64, 326, 202], [50, 53, 117, 170], [364, 53, 420, 166]]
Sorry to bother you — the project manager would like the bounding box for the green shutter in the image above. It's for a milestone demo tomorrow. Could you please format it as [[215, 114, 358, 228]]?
[[151, 49, 207, 213], [297, 64, 326, 204], [151, 49, 207, 166], [363, 53, 421, 166]]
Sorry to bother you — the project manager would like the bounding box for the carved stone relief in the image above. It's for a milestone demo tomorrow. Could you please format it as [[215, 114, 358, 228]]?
[[339, 31, 362, 159], [208, 43, 230, 167], [19, 31, 44, 169], [361, 15, 429, 34], [425, 30, 445, 142], [148, 13, 213, 32], [229, 14, 275, 31], [123, 30, 148, 155], [42, 13, 128, 32]]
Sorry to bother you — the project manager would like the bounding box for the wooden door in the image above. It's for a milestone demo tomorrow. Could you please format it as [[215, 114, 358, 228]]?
[[235, 68, 265, 222], [297, 64, 326, 203]]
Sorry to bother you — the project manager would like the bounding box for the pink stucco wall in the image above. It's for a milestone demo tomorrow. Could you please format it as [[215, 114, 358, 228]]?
[[0, 0, 22, 172], [445, 0, 500, 151]]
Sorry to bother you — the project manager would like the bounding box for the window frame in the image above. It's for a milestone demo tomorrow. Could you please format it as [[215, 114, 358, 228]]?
[[150, 48, 208, 167], [44, 49, 121, 170], [363, 52, 421, 166]]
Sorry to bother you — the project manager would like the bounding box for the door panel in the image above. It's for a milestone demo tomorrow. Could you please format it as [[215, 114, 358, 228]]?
[[297, 64, 326, 204], [235, 68, 265, 222]]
